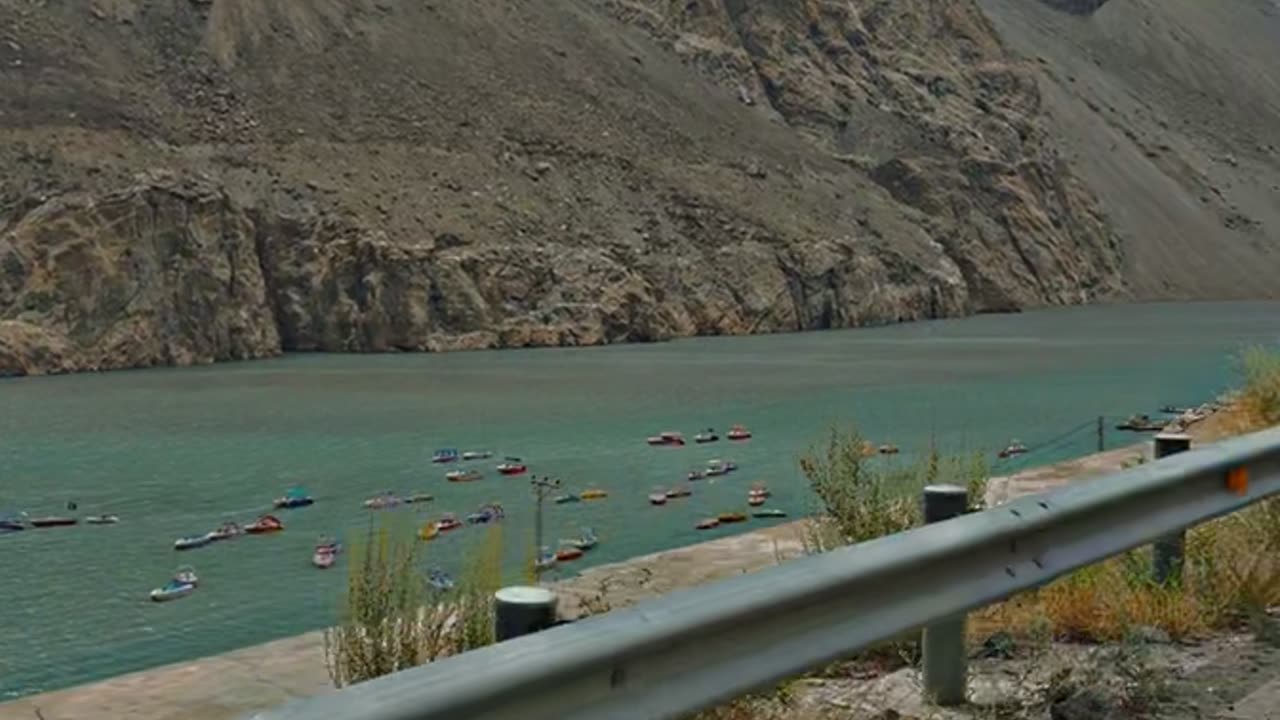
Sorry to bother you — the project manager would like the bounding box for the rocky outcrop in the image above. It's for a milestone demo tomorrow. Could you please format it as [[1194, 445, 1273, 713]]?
[[0, 0, 1137, 376]]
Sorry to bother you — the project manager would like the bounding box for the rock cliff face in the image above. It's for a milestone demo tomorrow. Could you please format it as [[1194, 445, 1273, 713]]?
[[0, 0, 1223, 376]]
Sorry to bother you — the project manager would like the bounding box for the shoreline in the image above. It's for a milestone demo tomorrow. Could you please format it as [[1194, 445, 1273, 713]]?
[[2, 409, 1235, 720]]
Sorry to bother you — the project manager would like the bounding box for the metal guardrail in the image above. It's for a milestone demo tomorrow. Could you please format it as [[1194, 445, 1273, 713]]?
[[249, 425, 1280, 720]]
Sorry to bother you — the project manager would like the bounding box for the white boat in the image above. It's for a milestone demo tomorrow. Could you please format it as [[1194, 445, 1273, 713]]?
[[174, 533, 215, 551], [85, 514, 120, 525], [150, 579, 195, 602], [535, 547, 558, 571], [462, 450, 493, 461], [209, 522, 244, 541]]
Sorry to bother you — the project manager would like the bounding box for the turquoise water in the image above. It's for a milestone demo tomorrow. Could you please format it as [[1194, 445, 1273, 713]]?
[[2, 301, 1279, 699]]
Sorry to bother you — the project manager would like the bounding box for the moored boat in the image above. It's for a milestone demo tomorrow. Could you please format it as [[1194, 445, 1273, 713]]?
[[649, 490, 668, 506], [705, 459, 738, 477], [554, 493, 581, 504], [694, 428, 719, 444], [404, 493, 434, 505], [467, 503, 505, 524], [1, 512, 28, 533], [555, 545, 584, 562], [580, 489, 608, 500], [747, 494, 766, 507], [428, 569, 456, 591], [569, 527, 598, 551], [696, 518, 721, 530], [496, 458, 528, 476], [313, 536, 341, 569], [446, 469, 483, 483], [717, 512, 748, 524], [431, 448, 460, 464], [752, 508, 788, 519], [85, 514, 120, 525], [435, 513, 462, 532], [174, 533, 214, 551], [997, 440, 1029, 459], [30, 516, 77, 528], [363, 492, 403, 509], [1117, 414, 1165, 432], [687, 470, 707, 481], [749, 482, 771, 498], [150, 579, 195, 603], [419, 522, 440, 541], [646, 431, 686, 447], [878, 444, 900, 455], [727, 425, 752, 441], [666, 485, 692, 499], [535, 547, 558, 571], [462, 450, 493, 461], [273, 486, 315, 509], [245, 514, 284, 534]]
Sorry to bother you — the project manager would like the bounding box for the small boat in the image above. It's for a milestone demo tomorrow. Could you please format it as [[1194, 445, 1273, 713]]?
[[245, 515, 284, 534], [404, 493, 434, 505], [85, 514, 120, 525], [1116, 414, 1165, 432], [446, 469, 483, 483], [554, 493, 581, 504], [173, 565, 199, 586], [30, 517, 77, 528], [428, 569, 456, 591], [649, 490, 668, 506], [687, 470, 707, 481], [752, 508, 788, 519], [313, 536, 341, 569], [727, 425, 752, 441], [878, 444, 900, 455], [431, 448, 460, 464], [696, 518, 721, 530], [363, 492, 403, 509], [694, 428, 719, 444], [462, 450, 493, 461], [646, 431, 686, 447], [1161, 405, 1188, 415], [666, 486, 692, 499], [705, 459, 738, 477], [419, 522, 440, 541], [569, 527, 598, 551], [273, 486, 315, 509], [555, 545, 584, 562], [0, 512, 28, 533], [859, 441, 878, 458], [535, 547, 558, 571], [209, 521, 244, 541], [174, 533, 214, 550], [496, 458, 528, 476], [580, 489, 608, 500], [747, 494, 766, 507], [749, 482, 771, 498], [436, 513, 462, 532], [467, 503, 505, 524], [717, 512, 748, 524], [997, 440, 1029, 460], [150, 579, 195, 603]]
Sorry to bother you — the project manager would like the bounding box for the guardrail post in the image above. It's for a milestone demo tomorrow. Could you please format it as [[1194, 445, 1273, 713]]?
[[921, 484, 969, 706], [1152, 433, 1192, 585], [494, 586, 558, 642]]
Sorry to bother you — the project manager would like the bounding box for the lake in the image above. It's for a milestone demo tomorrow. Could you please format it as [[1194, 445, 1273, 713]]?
[[2, 301, 1279, 699]]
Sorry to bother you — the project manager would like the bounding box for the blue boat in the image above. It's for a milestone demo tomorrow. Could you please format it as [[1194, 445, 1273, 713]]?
[[273, 486, 315, 509], [427, 569, 455, 591], [466, 503, 505, 525], [0, 512, 27, 534], [431, 448, 460, 464]]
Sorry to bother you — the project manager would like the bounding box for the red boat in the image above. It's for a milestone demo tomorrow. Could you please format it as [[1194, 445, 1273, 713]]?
[[555, 546, 584, 562], [646, 431, 685, 447], [497, 458, 527, 476], [30, 517, 77, 528], [436, 514, 462, 532], [727, 425, 752, 441], [245, 515, 284, 534]]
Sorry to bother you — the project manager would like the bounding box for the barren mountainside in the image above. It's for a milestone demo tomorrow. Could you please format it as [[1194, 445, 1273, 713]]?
[[0, 0, 1273, 376]]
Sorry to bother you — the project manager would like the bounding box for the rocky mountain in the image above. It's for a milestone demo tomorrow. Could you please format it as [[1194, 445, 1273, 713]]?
[[0, 0, 1272, 376]]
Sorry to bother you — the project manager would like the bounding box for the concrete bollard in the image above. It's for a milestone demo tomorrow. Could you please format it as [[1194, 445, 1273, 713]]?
[[1152, 433, 1192, 585], [494, 586, 558, 642], [921, 484, 969, 706]]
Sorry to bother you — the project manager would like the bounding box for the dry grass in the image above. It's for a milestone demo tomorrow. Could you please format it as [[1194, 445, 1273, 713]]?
[[1239, 345, 1280, 430]]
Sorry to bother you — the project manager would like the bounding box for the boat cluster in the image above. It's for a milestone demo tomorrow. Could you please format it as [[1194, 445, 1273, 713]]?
[[646, 424, 752, 447], [0, 511, 119, 532], [534, 527, 601, 571]]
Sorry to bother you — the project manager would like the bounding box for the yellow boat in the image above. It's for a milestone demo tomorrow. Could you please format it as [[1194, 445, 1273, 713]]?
[[419, 522, 439, 541], [580, 489, 608, 500]]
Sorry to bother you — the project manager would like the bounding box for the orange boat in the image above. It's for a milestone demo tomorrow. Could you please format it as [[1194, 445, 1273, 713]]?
[[555, 546, 584, 562], [717, 512, 748, 524], [246, 515, 284, 534]]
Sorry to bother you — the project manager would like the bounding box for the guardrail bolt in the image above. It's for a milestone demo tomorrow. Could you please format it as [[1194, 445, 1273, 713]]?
[[921, 484, 969, 706], [1152, 433, 1192, 585], [494, 586, 558, 642]]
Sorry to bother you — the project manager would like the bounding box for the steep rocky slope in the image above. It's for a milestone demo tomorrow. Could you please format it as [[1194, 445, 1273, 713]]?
[[980, 0, 1280, 299], [0, 0, 1208, 375]]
